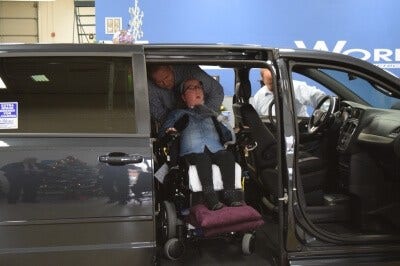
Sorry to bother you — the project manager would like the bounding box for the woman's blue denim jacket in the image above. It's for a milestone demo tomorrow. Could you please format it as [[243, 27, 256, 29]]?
[[160, 107, 232, 156]]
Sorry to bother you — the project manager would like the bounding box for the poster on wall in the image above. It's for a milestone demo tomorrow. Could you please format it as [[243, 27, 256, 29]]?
[[0, 102, 18, 129], [105, 17, 122, 34]]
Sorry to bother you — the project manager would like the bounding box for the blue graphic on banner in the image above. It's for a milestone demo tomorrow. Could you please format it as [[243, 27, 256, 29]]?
[[96, 0, 400, 94], [0, 102, 18, 129]]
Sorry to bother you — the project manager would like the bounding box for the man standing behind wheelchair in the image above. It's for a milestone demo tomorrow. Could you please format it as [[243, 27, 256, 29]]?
[[160, 78, 243, 211]]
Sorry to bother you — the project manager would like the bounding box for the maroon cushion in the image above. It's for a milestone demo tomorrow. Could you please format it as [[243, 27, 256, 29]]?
[[188, 203, 263, 229]]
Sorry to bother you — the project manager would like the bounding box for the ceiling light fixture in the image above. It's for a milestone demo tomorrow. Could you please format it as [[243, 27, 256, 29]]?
[[31, 75, 50, 82], [0, 77, 6, 89], [0, 141, 9, 147]]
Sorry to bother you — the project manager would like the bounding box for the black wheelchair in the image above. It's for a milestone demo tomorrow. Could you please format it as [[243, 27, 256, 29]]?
[[154, 129, 261, 260]]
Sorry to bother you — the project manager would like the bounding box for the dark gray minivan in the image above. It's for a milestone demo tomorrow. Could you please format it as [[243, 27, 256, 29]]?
[[0, 44, 400, 265]]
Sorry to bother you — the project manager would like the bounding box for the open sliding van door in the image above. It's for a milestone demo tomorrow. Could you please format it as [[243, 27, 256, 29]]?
[[232, 55, 290, 265]]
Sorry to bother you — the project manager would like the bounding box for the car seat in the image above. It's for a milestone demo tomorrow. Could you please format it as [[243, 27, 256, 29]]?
[[232, 69, 326, 207]]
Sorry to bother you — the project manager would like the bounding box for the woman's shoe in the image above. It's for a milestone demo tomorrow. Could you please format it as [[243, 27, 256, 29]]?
[[212, 202, 224, 210], [229, 201, 243, 207], [222, 189, 242, 207], [204, 191, 222, 210]]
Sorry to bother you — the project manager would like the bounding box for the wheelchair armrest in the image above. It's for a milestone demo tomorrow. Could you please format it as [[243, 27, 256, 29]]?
[[159, 131, 180, 146], [160, 133, 181, 168]]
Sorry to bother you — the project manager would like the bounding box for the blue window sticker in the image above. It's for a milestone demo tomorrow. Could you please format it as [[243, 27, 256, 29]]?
[[0, 102, 18, 129]]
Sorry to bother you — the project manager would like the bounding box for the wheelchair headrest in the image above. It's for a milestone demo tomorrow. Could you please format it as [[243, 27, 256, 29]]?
[[234, 68, 251, 102]]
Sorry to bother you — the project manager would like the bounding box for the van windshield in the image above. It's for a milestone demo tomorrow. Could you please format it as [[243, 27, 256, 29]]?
[[320, 68, 400, 109]]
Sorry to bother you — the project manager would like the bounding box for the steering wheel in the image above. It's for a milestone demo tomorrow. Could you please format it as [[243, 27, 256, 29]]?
[[308, 95, 335, 134]]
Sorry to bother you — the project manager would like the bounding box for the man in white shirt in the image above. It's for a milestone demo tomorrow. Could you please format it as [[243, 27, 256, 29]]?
[[253, 68, 326, 117]]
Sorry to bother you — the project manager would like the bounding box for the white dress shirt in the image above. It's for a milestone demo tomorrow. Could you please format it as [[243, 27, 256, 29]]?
[[253, 80, 326, 117]]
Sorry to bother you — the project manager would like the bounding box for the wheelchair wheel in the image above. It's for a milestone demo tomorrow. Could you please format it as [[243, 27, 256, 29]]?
[[164, 238, 185, 260], [242, 233, 256, 255], [160, 200, 177, 240]]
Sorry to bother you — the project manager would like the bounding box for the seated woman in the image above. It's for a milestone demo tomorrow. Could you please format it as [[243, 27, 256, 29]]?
[[160, 78, 243, 211]]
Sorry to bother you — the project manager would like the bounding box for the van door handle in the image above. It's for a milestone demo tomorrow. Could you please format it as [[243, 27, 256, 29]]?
[[98, 152, 143, 165]]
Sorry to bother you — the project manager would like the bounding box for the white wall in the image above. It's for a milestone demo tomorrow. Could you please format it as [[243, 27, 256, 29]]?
[[0, 1, 38, 43], [38, 0, 75, 43]]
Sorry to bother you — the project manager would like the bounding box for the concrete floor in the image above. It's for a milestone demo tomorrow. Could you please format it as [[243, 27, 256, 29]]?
[[159, 225, 276, 265]]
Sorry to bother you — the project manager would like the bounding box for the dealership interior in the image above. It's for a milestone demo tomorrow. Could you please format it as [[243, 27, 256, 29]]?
[[0, 1, 275, 265], [0, 0, 94, 44], [1, 1, 400, 265]]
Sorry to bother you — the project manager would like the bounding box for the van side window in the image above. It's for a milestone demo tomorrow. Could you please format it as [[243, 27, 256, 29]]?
[[0, 57, 136, 134]]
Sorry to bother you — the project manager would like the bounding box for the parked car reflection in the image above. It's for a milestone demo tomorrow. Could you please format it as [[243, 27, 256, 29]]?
[[0, 156, 153, 207], [2, 157, 42, 204]]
